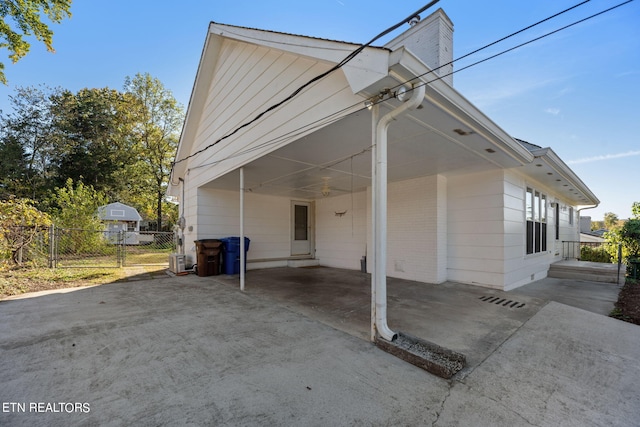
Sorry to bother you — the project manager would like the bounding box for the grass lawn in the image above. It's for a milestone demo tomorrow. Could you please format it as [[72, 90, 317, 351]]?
[[1, 254, 171, 300], [0, 265, 126, 299]]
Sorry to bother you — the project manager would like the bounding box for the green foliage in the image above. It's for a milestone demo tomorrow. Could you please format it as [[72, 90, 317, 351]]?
[[0, 75, 183, 232], [604, 203, 640, 265], [47, 178, 106, 229], [580, 245, 612, 263], [46, 178, 108, 254], [124, 73, 183, 231], [605, 218, 640, 267], [0, 133, 28, 198], [604, 212, 620, 230], [0, 197, 51, 264], [0, 85, 60, 199], [619, 219, 640, 260], [0, 0, 72, 84], [49, 87, 136, 196]]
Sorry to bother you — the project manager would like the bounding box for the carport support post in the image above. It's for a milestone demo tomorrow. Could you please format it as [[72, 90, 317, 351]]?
[[240, 167, 245, 291]]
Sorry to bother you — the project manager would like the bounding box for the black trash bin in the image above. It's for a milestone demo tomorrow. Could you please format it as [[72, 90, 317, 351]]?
[[194, 239, 223, 277]]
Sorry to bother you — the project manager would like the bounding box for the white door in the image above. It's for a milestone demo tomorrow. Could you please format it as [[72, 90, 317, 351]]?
[[291, 201, 312, 256]]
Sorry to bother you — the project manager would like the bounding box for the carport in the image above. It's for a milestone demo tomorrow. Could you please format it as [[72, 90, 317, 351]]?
[[169, 11, 599, 347], [207, 265, 621, 374]]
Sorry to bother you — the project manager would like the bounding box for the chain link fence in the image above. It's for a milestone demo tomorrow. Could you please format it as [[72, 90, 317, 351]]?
[[1, 226, 175, 268]]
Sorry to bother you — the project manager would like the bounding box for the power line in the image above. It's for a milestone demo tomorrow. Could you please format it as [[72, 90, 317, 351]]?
[[172, 0, 632, 175], [172, 0, 441, 168], [401, 0, 635, 93]]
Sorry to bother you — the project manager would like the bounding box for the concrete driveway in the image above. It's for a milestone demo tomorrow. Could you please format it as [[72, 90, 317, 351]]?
[[1, 268, 639, 426]]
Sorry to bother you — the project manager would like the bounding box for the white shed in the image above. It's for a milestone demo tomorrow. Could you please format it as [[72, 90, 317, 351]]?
[[98, 202, 143, 245]]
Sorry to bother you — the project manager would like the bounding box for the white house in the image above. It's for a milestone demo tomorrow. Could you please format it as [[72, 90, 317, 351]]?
[[168, 8, 598, 314], [97, 202, 143, 245]]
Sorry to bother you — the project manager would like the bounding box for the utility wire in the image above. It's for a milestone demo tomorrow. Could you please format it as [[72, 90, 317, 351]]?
[[397, 0, 634, 92], [172, 0, 632, 174], [185, 0, 633, 179], [172, 0, 441, 168]]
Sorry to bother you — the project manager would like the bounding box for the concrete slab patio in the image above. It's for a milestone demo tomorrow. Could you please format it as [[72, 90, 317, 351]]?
[[1, 267, 639, 426]]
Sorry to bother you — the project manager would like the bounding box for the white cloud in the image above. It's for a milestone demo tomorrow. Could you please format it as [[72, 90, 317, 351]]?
[[614, 70, 639, 78], [567, 150, 640, 165], [462, 74, 567, 109], [545, 108, 560, 115]]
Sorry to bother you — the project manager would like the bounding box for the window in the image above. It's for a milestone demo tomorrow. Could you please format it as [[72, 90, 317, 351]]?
[[526, 188, 547, 254], [555, 203, 560, 240], [294, 204, 308, 241], [569, 207, 574, 225]]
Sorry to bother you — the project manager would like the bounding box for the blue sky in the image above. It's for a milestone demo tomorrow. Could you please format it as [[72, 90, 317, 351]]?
[[1, 0, 638, 220]]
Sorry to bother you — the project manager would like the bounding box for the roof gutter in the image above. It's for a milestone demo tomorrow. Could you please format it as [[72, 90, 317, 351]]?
[[531, 147, 600, 206]]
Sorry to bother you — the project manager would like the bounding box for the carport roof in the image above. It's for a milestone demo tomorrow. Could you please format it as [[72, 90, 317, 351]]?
[[169, 19, 598, 208]]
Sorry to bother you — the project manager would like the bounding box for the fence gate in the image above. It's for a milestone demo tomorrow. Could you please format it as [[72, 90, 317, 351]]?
[[50, 227, 175, 268]]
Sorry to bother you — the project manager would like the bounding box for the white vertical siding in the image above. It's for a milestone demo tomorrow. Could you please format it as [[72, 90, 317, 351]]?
[[315, 191, 368, 270]]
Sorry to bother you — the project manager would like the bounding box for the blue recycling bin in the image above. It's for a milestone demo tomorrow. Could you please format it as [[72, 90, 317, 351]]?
[[220, 237, 250, 274]]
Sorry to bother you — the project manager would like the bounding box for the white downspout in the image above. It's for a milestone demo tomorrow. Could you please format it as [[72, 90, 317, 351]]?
[[372, 83, 425, 342], [370, 104, 379, 343], [240, 167, 245, 291]]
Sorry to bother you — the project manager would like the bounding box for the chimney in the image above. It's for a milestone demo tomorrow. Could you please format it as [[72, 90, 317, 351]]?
[[385, 8, 454, 86]]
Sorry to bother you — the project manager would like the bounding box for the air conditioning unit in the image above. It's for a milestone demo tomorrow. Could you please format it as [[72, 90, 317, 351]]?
[[169, 254, 185, 274]]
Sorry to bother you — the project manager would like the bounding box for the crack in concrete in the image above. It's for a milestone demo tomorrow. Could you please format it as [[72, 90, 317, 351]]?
[[431, 381, 453, 426], [457, 300, 550, 380]]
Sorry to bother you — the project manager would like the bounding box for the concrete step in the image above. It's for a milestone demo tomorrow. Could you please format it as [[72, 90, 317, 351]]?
[[548, 261, 625, 284]]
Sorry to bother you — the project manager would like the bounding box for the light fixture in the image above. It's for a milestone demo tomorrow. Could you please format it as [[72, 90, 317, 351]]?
[[364, 100, 374, 110], [453, 128, 474, 136], [395, 86, 409, 102], [321, 177, 331, 197]]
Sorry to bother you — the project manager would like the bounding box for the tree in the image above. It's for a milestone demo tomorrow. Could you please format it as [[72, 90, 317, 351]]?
[[49, 87, 136, 197], [124, 73, 183, 231], [0, 85, 60, 199], [605, 202, 640, 265], [0, 0, 72, 84], [604, 212, 619, 230], [0, 132, 28, 198], [0, 197, 51, 264], [45, 178, 107, 254], [619, 219, 640, 260]]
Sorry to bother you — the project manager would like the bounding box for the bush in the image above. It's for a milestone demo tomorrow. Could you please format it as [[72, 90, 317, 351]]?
[[580, 245, 612, 263], [0, 198, 52, 264]]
